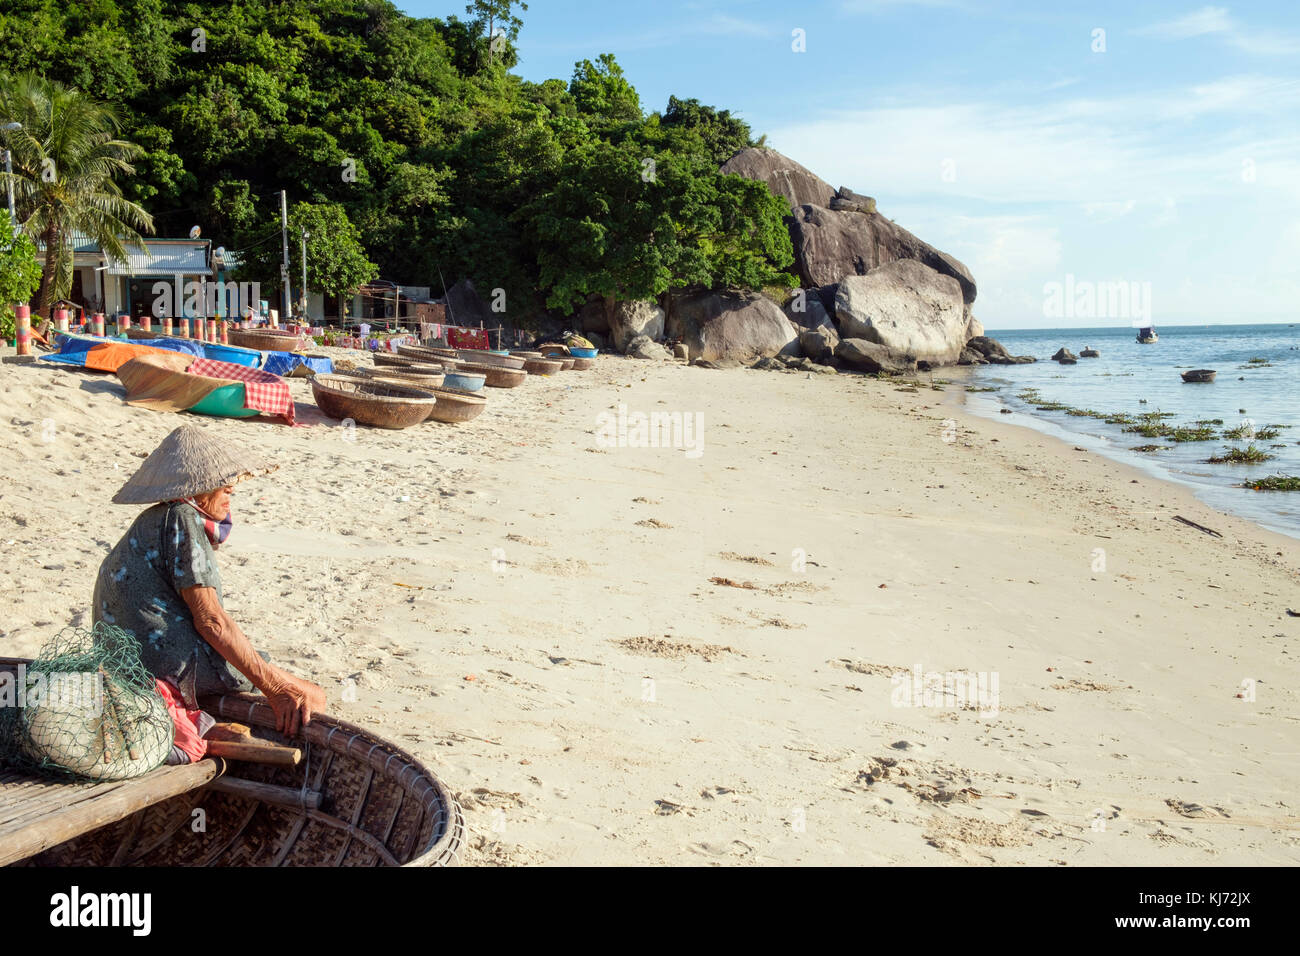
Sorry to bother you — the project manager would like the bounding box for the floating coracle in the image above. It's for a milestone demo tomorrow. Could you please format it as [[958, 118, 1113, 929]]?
[[1181, 369, 1217, 383]]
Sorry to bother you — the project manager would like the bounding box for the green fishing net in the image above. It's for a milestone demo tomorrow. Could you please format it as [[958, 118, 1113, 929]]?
[[0, 623, 173, 781]]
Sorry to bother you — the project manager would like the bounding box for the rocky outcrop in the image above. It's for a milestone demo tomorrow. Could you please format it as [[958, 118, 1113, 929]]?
[[579, 294, 612, 333], [1052, 347, 1078, 364], [791, 205, 976, 304], [444, 278, 493, 328], [834, 261, 967, 365], [835, 338, 917, 375], [667, 291, 799, 364], [1079, 347, 1100, 358], [799, 325, 839, 363], [625, 334, 671, 361], [829, 187, 877, 215], [783, 292, 833, 332], [964, 335, 1035, 365], [963, 305, 983, 339], [719, 147, 835, 211], [610, 300, 665, 353]]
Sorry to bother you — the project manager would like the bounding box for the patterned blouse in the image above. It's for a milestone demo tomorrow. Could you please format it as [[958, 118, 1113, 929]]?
[[93, 502, 253, 709]]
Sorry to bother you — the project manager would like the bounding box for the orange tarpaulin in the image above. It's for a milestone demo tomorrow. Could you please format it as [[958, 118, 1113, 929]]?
[[83, 341, 177, 373]]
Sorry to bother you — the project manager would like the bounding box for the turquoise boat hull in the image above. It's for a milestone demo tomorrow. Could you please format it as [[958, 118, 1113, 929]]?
[[188, 383, 258, 418]]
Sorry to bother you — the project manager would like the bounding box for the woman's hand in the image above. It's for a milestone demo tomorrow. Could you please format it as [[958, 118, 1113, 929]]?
[[265, 673, 327, 737], [182, 585, 327, 736]]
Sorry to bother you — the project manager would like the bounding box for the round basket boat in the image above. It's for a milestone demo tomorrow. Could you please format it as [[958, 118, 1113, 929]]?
[[311, 375, 436, 429], [428, 387, 487, 424], [351, 367, 445, 390], [509, 350, 542, 359], [398, 345, 457, 362], [370, 361, 446, 378], [442, 370, 486, 392], [372, 352, 422, 368], [456, 350, 525, 370], [522, 357, 563, 375], [22, 690, 464, 867], [1181, 369, 1216, 383], [453, 362, 526, 388], [228, 328, 306, 352], [570, 357, 595, 370]]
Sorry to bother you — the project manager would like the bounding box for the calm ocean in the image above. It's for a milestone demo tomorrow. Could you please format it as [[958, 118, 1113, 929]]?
[[961, 323, 1300, 539]]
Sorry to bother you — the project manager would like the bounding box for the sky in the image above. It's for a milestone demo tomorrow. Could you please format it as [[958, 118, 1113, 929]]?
[[403, 1, 1300, 329]]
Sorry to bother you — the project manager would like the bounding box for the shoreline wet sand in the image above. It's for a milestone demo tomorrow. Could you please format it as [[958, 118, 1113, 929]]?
[[2, 352, 1297, 865]]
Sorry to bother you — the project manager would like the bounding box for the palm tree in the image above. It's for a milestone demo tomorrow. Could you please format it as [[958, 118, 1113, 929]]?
[[0, 72, 153, 329]]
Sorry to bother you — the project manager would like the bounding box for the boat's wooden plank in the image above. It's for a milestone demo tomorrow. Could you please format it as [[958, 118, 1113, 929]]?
[[0, 781, 132, 829], [0, 761, 218, 867]]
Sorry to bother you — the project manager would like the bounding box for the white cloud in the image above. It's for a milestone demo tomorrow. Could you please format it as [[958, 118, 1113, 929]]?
[[1135, 5, 1300, 55], [1082, 201, 1136, 223], [1136, 5, 1232, 39]]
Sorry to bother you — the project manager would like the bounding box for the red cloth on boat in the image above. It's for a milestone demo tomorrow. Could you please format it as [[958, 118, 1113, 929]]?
[[156, 678, 214, 764], [447, 327, 489, 349], [188, 357, 299, 425]]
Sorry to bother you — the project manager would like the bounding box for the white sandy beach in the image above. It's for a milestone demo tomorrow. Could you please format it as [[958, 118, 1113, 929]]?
[[1, 350, 1297, 865]]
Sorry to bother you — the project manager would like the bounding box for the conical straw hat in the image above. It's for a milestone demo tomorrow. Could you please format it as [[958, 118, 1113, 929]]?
[[112, 425, 276, 505]]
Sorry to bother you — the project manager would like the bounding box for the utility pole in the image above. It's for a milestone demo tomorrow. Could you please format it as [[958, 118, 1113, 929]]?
[[300, 229, 309, 321], [279, 190, 291, 320]]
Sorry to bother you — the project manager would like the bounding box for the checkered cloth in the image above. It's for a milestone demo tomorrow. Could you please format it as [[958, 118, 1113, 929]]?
[[447, 327, 489, 349], [189, 357, 298, 425]]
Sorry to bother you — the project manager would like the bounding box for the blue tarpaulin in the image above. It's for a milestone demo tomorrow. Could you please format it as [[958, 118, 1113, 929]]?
[[262, 352, 332, 377]]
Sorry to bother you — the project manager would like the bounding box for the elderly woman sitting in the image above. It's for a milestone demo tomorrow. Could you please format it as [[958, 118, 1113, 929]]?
[[94, 425, 325, 759]]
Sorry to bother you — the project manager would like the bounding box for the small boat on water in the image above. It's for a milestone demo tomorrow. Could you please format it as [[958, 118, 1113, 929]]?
[[1136, 326, 1158, 343], [1181, 368, 1217, 383], [0, 659, 464, 867]]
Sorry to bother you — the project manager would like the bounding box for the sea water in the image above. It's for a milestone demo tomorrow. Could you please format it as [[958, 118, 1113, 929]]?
[[963, 323, 1300, 539]]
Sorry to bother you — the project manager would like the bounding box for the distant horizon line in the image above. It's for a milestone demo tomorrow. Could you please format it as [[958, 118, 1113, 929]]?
[[985, 321, 1300, 333]]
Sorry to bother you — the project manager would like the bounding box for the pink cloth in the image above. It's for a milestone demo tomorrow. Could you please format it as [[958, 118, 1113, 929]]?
[[156, 678, 213, 764], [447, 327, 489, 349], [188, 357, 298, 425]]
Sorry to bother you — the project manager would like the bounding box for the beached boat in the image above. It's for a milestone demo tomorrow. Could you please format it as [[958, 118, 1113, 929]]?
[[227, 328, 307, 352], [0, 659, 463, 866], [353, 367, 446, 390], [1181, 369, 1216, 383], [456, 350, 525, 371], [522, 357, 563, 375], [1136, 326, 1158, 343], [570, 357, 595, 370], [311, 375, 436, 429], [441, 369, 486, 391], [454, 361, 527, 388], [188, 382, 260, 418], [427, 387, 487, 423], [398, 345, 457, 362]]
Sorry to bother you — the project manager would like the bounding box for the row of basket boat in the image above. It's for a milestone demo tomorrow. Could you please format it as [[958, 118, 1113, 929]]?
[[317, 344, 598, 428]]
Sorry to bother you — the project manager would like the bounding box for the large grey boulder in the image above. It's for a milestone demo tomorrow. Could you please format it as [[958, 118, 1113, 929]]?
[[719, 147, 835, 211], [579, 294, 613, 333], [783, 292, 833, 332], [965, 335, 1035, 365], [800, 325, 840, 363], [667, 291, 799, 364], [829, 187, 877, 214], [625, 334, 671, 361], [835, 338, 917, 375], [834, 260, 968, 365], [610, 300, 665, 353], [792, 205, 976, 304], [963, 304, 983, 339], [443, 278, 493, 328]]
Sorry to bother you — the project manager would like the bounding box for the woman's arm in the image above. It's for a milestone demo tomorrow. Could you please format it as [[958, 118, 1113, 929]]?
[[180, 585, 326, 736]]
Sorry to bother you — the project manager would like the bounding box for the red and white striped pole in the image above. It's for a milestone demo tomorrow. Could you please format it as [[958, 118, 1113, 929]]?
[[91, 312, 105, 337], [220, 320, 229, 344], [54, 308, 69, 334], [177, 318, 189, 338], [206, 318, 217, 342], [14, 304, 31, 355], [119, 314, 132, 335], [140, 314, 152, 333]]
